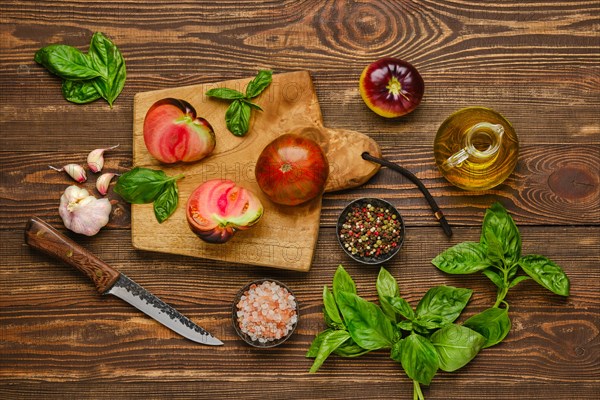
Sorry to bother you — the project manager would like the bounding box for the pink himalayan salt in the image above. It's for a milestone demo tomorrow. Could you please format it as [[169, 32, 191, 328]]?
[[236, 281, 297, 344]]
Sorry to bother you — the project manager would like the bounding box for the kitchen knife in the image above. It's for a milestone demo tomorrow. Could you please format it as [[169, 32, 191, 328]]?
[[24, 217, 223, 346]]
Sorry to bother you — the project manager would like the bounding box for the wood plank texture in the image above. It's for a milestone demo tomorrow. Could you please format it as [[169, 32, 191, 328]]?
[[1, 0, 598, 399], [1, 227, 598, 398], [1, 1, 599, 151]]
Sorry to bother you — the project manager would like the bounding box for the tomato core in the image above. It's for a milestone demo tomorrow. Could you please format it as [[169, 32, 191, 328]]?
[[386, 76, 402, 95], [280, 163, 293, 173]]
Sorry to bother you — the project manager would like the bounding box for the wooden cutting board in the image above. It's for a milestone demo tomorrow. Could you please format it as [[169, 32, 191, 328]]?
[[132, 71, 381, 271]]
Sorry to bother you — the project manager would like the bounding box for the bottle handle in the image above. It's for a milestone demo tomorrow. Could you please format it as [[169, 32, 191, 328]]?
[[441, 123, 504, 171], [441, 148, 469, 171]]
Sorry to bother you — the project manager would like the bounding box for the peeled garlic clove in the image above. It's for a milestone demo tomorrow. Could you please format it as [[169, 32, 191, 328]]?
[[87, 144, 119, 173], [49, 164, 87, 183], [96, 172, 118, 195], [59, 185, 111, 236]]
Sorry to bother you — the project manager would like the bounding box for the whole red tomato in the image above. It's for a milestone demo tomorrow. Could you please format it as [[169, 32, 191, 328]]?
[[255, 134, 329, 206]]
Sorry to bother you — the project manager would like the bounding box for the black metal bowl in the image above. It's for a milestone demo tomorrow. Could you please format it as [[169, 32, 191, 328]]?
[[232, 279, 299, 348], [336, 197, 405, 265]]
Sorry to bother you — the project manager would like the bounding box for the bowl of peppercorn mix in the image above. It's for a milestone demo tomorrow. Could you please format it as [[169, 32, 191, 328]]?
[[336, 198, 405, 265]]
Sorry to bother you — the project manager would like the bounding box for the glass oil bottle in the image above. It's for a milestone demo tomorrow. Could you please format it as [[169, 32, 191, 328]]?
[[433, 107, 519, 191]]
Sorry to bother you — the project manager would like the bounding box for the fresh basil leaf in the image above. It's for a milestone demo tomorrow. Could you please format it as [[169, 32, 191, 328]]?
[[88, 32, 126, 107], [464, 306, 511, 348], [431, 242, 489, 274], [482, 268, 505, 289], [333, 338, 371, 358], [430, 324, 485, 372], [114, 167, 178, 204], [336, 291, 395, 350], [395, 333, 439, 385], [376, 268, 400, 322], [519, 255, 570, 296], [153, 182, 178, 223], [508, 275, 531, 289], [333, 265, 356, 303], [323, 285, 344, 328], [34, 44, 101, 80], [242, 99, 264, 111], [397, 320, 413, 331], [308, 329, 352, 373], [413, 323, 434, 336], [484, 229, 505, 265], [481, 202, 521, 264], [416, 286, 472, 326], [225, 99, 251, 136], [61, 80, 102, 104], [306, 329, 332, 358], [323, 311, 336, 328], [390, 338, 403, 361], [386, 296, 415, 321], [205, 87, 245, 100], [309, 332, 371, 361], [413, 315, 446, 331], [245, 69, 273, 98], [507, 264, 520, 280]]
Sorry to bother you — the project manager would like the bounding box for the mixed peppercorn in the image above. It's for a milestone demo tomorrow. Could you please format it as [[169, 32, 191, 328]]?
[[338, 201, 403, 261]]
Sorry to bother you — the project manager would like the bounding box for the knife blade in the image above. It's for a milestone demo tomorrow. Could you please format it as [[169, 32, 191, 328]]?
[[24, 217, 223, 346]]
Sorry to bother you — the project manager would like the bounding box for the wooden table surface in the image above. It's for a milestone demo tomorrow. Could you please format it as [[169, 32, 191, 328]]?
[[1, 1, 598, 399]]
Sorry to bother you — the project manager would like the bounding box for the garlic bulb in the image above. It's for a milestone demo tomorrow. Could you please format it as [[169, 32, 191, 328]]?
[[59, 185, 112, 236]]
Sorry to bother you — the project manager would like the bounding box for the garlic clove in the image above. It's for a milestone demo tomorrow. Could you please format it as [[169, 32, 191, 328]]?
[[59, 185, 112, 236], [88, 144, 119, 173], [49, 164, 87, 183], [96, 172, 119, 195]]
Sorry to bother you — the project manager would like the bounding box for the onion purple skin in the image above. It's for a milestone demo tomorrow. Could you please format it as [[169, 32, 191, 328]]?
[[359, 57, 424, 118]]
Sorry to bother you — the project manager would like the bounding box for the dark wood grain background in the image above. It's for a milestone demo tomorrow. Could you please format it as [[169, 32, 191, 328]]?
[[1, 1, 598, 399]]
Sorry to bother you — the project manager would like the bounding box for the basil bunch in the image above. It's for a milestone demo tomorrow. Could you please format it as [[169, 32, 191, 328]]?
[[34, 32, 126, 107], [205, 70, 272, 136], [114, 167, 183, 223], [432, 202, 570, 307], [308, 266, 486, 400], [308, 204, 570, 399]]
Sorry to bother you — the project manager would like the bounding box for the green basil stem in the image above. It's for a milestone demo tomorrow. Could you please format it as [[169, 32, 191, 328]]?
[[159, 173, 185, 185], [493, 269, 511, 308], [413, 380, 424, 400]]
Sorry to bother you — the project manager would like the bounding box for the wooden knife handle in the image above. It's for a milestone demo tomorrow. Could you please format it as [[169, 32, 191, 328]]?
[[24, 217, 120, 293]]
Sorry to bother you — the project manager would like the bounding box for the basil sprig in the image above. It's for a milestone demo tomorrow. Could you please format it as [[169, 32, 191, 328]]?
[[432, 202, 570, 306], [114, 167, 183, 223], [35, 32, 126, 107], [308, 266, 484, 399], [205, 70, 272, 136]]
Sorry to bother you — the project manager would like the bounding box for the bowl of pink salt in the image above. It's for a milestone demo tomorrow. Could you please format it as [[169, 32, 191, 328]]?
[[232, 279, 299, 348]]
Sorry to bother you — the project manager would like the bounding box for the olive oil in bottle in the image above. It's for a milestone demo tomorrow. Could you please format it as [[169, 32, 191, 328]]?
[[433, 107, 519, 191]]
